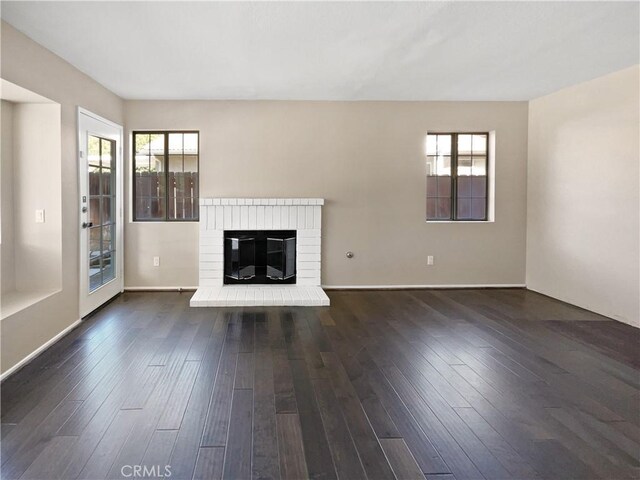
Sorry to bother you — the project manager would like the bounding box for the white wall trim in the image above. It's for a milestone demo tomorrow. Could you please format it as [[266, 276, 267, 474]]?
[[77, 106, 122, 130], [125, 286, 198, 291], [78, 107, 124, 317], [323, 284, 526, 290], [0, 318, 82, 381], [127, 284, 526, 291]]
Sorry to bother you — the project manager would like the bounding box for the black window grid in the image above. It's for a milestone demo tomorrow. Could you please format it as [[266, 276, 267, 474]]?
[[426, 132, 489, 221], [132, 131, 200, 222]]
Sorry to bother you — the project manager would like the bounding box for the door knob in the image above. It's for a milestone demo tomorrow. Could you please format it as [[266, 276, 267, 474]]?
[[82, 222, 93, 228]]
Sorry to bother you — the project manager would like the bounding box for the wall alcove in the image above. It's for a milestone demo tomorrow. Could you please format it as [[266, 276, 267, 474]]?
[[1, 79, 62, 319]]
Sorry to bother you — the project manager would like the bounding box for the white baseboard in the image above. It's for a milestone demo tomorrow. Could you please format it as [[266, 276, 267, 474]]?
[[322, 284, 526, 290], [124, 286, 198, 292], [126, 284, 525, 292], [1, 318, 82, 382]]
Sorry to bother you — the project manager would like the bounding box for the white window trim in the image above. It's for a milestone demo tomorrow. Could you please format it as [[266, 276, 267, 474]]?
[[425, 130, 496, 224]]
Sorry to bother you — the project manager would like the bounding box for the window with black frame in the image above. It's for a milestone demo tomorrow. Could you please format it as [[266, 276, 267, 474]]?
[[426, 133, 488, 221], [133, 131, 199, 221]]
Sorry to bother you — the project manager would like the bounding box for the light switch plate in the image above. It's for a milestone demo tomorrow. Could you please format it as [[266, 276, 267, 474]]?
[[35, 209, 45, 223]]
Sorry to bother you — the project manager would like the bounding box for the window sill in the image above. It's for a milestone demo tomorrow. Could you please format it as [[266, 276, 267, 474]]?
[[426, 220, 495, 224], [128, 221, 199, 224]]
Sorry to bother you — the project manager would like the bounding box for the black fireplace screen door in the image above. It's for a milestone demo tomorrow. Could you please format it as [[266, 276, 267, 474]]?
[[225, 236, 256, 280], [224, 230, 296, 284], [267, 236, 296, 280]]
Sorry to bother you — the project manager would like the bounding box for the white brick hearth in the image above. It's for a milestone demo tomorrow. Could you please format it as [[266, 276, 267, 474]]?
[[190, 198, 330, 307]]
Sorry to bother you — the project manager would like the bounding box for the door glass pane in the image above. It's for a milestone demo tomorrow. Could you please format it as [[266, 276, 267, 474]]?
[[89, 227, 101, 255], [101, 168, 112, 195], [102, 252, 115, 283], [90, 255, 102, 291], [89, 197, 100, 225], [88, 136, 100, 166], [102, 225, 113, 253], [101, 139, 113, 168], [102, 196, 112, 224], [88, 135, 117, 292], [89, 167, 100, 195]]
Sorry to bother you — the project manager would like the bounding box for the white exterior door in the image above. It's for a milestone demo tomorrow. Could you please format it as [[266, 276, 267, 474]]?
[[78, 108, 123, 317]]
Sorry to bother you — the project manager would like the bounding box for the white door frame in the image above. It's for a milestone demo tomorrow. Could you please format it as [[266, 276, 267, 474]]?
[[78, 107, 124, 317]]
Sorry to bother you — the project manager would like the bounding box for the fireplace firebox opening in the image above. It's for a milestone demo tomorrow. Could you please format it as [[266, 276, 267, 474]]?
[[224, 230, 296, 284]]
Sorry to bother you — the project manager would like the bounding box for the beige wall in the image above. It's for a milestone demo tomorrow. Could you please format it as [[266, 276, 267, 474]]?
[[527, 66, 640, 327], [11, 102, 62, 292], [0, 21, 124, 374], [2, 99, 62, 296], [1, 100, 15, 294], [124, 100, 529, 288]]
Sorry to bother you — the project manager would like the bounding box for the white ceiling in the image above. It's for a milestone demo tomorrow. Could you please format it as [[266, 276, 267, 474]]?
[[2, 1, 638, 101]]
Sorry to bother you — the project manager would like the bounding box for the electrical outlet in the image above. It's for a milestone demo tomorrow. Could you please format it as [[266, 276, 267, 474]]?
[[427, 255, 434, 266], [153, 256, 160, 267], [35, 209, 45, 223]]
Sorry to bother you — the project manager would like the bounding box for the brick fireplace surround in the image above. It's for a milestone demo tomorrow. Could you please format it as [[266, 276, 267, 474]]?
[[190, 198, 330, 307]]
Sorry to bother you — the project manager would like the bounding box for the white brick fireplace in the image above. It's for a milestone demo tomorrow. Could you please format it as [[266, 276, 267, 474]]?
[[190, 198, 330, 307]]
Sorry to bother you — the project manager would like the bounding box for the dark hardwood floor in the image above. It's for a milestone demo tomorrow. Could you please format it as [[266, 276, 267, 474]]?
[[1, 289, 639, 480]]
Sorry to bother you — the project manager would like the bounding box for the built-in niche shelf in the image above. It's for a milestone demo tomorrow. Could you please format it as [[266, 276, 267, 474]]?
[[1, 290, 60, 320], [1, 79, 62, 320]]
